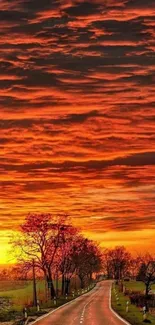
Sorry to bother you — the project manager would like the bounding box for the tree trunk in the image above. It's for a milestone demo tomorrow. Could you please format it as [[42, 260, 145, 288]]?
[[32, 259, 37, 307], [89, 272, 92, 283], [115, 267, 119, 280], [145, 284, 149, 297], [61, 273, 65, 295], [65, 278, 70, 295], [56, 272, 58, 297], [47, 270, 56, 299], [79, 276, 85, 289], [145, 283, 150, 311], [74, 274, 77, 290]]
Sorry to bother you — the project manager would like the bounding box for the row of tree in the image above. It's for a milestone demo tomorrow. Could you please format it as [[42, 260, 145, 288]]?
[[11, 214, 102, 299], [4, 213, 154, 306], [102, 246, 155, 305]]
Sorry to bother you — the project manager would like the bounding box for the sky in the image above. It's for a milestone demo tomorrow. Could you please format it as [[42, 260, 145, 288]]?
[[0, 0, 155, 264]]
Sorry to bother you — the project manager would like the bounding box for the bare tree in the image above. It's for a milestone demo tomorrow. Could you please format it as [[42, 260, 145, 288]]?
[[102, 246, 131, 280], [137, 254, 155, 310], [129, 256, 142, 280], [11, 213, 68, 298], [74, 238, 102, 288], [57, 225, 79, 295]]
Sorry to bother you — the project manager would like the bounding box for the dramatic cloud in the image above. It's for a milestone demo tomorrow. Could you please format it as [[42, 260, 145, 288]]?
[[0, 0, 155, 262]]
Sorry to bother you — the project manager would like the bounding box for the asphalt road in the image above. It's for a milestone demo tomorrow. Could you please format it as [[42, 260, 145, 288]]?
[[33, 281, 129, 325]]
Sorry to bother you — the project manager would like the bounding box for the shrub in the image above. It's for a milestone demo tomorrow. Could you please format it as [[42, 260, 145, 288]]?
[[13, 320, 25, 325], [0, 310, 22, 322], [143, 320, 151, 323], [129, 292, 145, 307], [124, 289, 131, 296]]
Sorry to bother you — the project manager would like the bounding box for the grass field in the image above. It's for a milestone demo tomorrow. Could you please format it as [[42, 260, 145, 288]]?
[[0, 280, 61, 309], [0, 279, 95, 322], [0, 277, 84, 309], [124, 281, 155, 293], [112, 283, 155, 325], [0, 280, 27, 292]]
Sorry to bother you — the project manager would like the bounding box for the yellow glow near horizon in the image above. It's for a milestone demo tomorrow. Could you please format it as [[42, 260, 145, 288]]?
[[0, 231, 16, 265], [1, 228, 155, 266], [84, 229, 155, 255], [0, 243, 10, 264]]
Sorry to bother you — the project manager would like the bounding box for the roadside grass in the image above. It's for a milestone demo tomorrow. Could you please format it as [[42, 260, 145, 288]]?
[[0, 281, 45, 322], [0, 279, 96, 322], [0, 280, 28, 292], [0, 280, 62, 308], [0, 277, 84, 308], [124, 281, 155, 293], [111, 285, 155, 325]]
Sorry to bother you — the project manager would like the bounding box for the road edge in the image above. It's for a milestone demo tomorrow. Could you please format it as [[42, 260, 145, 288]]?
[[109, 283, 131, 325], [30, 285, 97, 325]]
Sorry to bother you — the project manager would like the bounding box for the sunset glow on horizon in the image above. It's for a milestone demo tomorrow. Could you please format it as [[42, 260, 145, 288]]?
[[0, 0, 155, 264]]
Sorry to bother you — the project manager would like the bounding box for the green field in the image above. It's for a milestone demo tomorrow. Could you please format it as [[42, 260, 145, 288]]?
[[124, 280, 155, 293], [0, 277, 85, 309], [0, 280, 27, 292], [0, 279, 95, 322], [112, 283, 155, 325], [0, 280, 60, 309]]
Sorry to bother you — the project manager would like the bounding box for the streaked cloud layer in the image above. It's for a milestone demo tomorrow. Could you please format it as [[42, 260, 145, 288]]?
[[0, 0, 155, 261]]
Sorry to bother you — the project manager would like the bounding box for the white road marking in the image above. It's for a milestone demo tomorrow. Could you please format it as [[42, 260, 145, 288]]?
[[31, 285, 98, 325], [31, 282, 125, 325], [79, 287, 100, 325], [109, 283, 131, 325]]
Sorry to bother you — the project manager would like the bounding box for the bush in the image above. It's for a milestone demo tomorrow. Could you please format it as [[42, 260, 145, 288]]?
[[13, 320, 25, 325], [0, 310, 22, 322], [28, 309, 47, 317], [124, 289, 131, 296], [143, 320, 151, 323], [129, 292, 145, 307]]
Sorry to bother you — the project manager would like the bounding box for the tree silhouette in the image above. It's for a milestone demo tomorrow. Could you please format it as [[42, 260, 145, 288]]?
[[102, 246, 131, 280], [11, 213, 68, 298], [11, 213, 102, 299]]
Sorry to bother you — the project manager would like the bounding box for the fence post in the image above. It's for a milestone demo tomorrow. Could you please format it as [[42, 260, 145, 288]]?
[[116, 296, 119, 305], [143, 306, 147, 321], [126, 301, 129, 313], [54, 296, 57, 306], [23, 307, 28, 321], [37, 300, 40, 312]]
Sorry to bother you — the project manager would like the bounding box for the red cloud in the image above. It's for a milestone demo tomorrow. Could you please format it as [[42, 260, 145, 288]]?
[[0, 0, 155, 256]]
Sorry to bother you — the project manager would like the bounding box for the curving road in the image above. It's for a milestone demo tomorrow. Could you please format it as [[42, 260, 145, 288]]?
[[33, 281, 129, 325]]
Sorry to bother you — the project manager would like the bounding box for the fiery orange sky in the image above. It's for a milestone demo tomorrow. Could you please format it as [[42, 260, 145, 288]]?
[[0, 0, 155, 264]]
